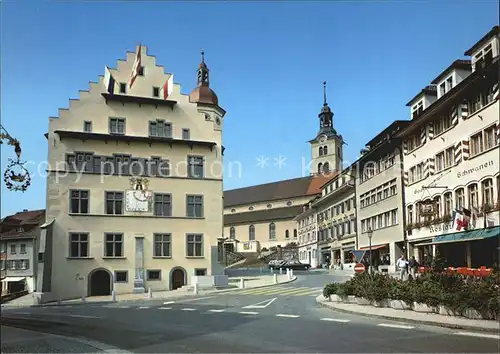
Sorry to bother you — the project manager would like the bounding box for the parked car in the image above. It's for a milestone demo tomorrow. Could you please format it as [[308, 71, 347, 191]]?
[[268, 260, 286, 269], [282, 260, 311, 270]]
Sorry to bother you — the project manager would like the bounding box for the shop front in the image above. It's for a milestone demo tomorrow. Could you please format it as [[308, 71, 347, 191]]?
[[320, 246, 331, 268], [425, 226, 499, 269]]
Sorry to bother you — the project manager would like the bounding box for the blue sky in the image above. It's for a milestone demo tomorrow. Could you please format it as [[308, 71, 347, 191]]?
[[1, 1, 497, 217]]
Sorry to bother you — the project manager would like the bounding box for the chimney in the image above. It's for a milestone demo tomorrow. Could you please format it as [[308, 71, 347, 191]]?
[[22, 209, 28, 212]]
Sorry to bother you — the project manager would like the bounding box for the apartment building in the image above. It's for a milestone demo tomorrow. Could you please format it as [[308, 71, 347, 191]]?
[[295, 199, 319, 267], [312, 168, 357, 269], [400, 26, 500, 268], [356, 121, 409, 273], [37, 46, 226, 303], [0, 209, 45, 295]]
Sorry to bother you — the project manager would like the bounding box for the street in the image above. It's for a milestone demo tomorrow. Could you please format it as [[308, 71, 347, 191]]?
[[1, 272, 498, 353]]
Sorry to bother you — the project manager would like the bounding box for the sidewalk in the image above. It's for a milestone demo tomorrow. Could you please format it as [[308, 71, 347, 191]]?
[[2, 274, 295, 308], [316, 295, 500, 333], [1, 325, 128, 353]]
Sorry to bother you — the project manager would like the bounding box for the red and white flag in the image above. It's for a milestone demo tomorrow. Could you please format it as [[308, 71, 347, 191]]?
[[129, 45, 142, 89], [159, 75, 174, 100]]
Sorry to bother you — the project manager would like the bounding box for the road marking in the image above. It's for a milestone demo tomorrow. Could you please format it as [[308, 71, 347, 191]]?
[[243, 297, 277, 309], [275, 314, 300, 318], [377, 323, 414, 329], [208, 309, 226, 313], [181, 296, 215, 302], [289, 288, 323, 296], [69, 314, 100, 319], [159, 307, 172, 310], [180, 308, 196, 311], [238, 311, 259, 315], [118, 306, 130, 308], [454, 332, 500, 340], [137, 306, 150, 309], [163, 301, 175, 305], [320, 318, 350, 323]]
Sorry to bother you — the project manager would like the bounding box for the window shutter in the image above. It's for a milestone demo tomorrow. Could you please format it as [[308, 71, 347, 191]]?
[[420, 126, 426, 145], [461, 140, 470, 161], [460, 100, 469, 119], [428, 122, 434, 140], [451, 105, 458, 126]]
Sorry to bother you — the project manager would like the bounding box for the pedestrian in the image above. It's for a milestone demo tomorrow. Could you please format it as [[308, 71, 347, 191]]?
[[396, 255, 409, 281], [408, 256, 419, 280]]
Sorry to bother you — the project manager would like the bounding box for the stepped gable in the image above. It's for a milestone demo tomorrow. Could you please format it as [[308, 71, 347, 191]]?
[[48, 45, 175, 120]]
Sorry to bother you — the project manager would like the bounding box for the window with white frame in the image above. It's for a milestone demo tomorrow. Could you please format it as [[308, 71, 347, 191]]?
[[433, 196, 441, 218], [482, 179, 494, 207], [434, 114, 453, 136], [444, 147, 454, 168], [406, 133, 422, 152], [412, 101, 423, 118], [455, 188, 465, 210], [470, 132, 483, 156], [435, 151, 445, 172], [468, 184, 479, 210], [407, 205, 413, 224], [446, 76, 453, 91], [484, 125, 496, 151], [444, 192, 452, 216]]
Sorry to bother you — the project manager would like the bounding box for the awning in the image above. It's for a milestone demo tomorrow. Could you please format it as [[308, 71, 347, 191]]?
[[426, 226, 500, 246], [1, 277, 26, 283], [359, 244, 389, 251]]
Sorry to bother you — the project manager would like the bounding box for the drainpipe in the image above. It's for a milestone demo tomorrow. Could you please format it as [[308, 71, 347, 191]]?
[[397, 143, 409, 259]]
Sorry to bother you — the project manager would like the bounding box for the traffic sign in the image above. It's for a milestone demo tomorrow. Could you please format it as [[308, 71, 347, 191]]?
[[354, 263, 365, 273]]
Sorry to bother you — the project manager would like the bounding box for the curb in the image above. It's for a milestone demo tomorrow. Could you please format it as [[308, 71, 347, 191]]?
[[10, 276, 299, 308], [215, 275, 298, 294], [315, 296, 500, 333]]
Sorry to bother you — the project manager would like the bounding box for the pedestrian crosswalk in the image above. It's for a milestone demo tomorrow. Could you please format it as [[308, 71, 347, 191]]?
[[231, 286, 323, 297]]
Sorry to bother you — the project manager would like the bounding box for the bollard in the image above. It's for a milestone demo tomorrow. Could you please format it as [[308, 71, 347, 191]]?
[[193, 283, 199, 295], [148, 287, 153, 299], [112, 290, 117, 302], [290, 269, 294, 278], [273, 273, 278, 284], [260, 267, 263, 274], [57, 298, 62, 306], [279, 268, 283, 275], [287, 268, 291, 280], [81, 294, 86, 303], [240, 278, 245, 289]]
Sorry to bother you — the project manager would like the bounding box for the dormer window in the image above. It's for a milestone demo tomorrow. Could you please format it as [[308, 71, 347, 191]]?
[[473, 44, 493, 71], [412, 101, 423, 119]]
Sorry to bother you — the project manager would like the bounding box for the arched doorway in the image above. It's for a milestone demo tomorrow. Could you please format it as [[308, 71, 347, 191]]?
[[88, 268, 112, 296], [170, 267, 186, 290]]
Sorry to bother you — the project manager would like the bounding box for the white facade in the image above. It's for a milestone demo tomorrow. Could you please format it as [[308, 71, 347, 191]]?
[[295, 206, 318, 268], [403, 28, 500, 266], [314, 170, 357, 269]]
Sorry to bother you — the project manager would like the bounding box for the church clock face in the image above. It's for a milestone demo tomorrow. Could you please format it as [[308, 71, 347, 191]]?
[[319, 135, 327, 143]]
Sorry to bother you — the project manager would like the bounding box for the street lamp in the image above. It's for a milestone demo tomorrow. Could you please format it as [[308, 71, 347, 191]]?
[[367, 228, 373, 274]]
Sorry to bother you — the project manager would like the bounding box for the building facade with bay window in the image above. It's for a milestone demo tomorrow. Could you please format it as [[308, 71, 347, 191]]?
[[400, 26, 500, 269], [37, 46, 226, 303]]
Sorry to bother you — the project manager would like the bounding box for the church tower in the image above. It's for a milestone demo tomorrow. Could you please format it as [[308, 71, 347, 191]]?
[[309, 81, 343, 175]]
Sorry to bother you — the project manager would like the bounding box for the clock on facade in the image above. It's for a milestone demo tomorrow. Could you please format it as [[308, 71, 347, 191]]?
[[215, 117, 221, 125], [319, 135, 327, 143]]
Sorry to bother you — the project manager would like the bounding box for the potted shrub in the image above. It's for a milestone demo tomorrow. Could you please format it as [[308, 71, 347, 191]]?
[[323, 283, 342, 302], [411, 277, 441, 313], [389, 280, 413, 310]]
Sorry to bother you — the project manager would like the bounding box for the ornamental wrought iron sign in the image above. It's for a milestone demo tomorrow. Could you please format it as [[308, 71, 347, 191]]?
[[419, 200, 437, 217], [1, 125, 31, 192]]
